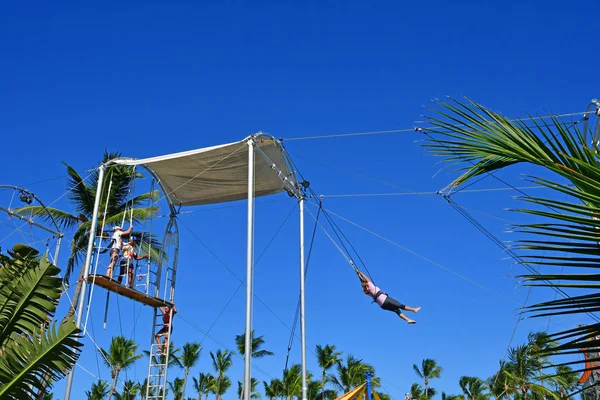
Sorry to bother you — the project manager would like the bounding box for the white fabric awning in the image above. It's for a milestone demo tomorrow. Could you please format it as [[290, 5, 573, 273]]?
[[112, 135, 293, 206]]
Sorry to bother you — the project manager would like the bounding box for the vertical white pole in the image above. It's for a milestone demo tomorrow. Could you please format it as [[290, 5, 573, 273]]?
[[53, 235, 62, 268], [64, 164, 106, 400], [299, 195, 308, 400], [243, 138, 255, 400]]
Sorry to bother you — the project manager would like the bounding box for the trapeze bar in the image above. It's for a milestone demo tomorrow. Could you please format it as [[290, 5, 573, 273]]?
[[87, 274, 173, 308]]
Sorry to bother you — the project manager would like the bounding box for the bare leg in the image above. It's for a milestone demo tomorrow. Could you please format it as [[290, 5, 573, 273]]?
[[162, 336, 169, 355], [106, 252, 118, 278], [404, 306, 421, 313], [397, 312, 416, 324], [155, 334, 162, 354], [128, 270, 135, 288]]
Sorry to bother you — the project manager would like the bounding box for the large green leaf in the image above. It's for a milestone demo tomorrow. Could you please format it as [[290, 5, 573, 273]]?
[[0, 252, 62, 346], [0, 319, 82, 399], [424, 97, 600, 370]]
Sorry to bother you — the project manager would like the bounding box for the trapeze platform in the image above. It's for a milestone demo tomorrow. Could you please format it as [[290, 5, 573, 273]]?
[[87, 274, 173, 308]]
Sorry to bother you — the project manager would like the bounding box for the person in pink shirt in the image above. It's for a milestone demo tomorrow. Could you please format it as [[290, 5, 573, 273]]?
[[356, 270, 420, 324]]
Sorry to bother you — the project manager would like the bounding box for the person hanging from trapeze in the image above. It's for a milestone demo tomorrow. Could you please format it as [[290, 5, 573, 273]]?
[[102, 225, 133, 280], [155, 305, 177, 355], [356, 270, 421, 324], [118, 236, 149, 289]]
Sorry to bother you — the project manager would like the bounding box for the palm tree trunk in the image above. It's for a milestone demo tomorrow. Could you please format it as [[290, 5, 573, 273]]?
[[183, 369, 189, 399], [107, 371, 119, 400], [65, 266, 85, 320], [321, 370, 326, 400]]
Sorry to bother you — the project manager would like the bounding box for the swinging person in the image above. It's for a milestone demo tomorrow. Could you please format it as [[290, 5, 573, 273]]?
[[356, 270, 420, 324]]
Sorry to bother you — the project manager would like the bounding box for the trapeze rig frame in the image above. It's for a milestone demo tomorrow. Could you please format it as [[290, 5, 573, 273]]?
[[0, 185, 64, 266], [66, 133, 307, 400], [63, 162, 180, 400]]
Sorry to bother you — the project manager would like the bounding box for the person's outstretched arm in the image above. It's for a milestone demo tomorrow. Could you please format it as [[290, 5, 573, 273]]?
[[356, 270, 369, 283], [122, 225, 134, 236]]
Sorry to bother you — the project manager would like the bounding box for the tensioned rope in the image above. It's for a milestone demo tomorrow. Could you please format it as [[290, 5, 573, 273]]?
[[281, 148, 377, 282], [176, 312, 275, 380], [289, 153, 520, 226], [304, 202, 519, 305], [443, 195, 600, 323], [281, 110, 588, 141], [419, 120, 600, 323], [192, 202, 299, 346], [319, 185, 547, 198], [177, 217, 297, 334]]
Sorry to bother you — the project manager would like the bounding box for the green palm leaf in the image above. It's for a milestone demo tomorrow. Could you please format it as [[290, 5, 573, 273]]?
[[0, 252, 62, 345], [425, 97, 600, 367], [0, 319, 82, 399]]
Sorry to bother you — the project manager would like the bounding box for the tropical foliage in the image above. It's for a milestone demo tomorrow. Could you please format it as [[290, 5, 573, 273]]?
[[99, 335, 143, 399], [0, 244, 82, 399], [13, 150, 161, 319], [424, 97, 600, 364]]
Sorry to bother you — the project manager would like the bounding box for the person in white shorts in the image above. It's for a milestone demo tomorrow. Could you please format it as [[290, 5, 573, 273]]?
[[105, 225, 133, 279]]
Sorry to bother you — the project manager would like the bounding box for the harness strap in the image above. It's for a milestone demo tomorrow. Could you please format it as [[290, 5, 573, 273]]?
[[372, 290, 387, 303]]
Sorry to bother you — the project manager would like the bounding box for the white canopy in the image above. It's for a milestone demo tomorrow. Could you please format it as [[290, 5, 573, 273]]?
[[112, 135, 293, 206]]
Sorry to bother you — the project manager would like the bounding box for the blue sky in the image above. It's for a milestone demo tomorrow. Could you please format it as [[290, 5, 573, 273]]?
[[1, 0, 598, 398]]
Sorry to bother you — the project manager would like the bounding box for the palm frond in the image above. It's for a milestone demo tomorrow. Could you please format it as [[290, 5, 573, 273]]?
[[11, 206, 79, 232], [0, 254, 62, 345], [63, 162, 95, 216], [424, 97, 600, 368], [0, 319, 82, 399]]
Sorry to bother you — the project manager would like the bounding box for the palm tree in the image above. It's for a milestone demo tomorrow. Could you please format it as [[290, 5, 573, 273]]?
[[114, 380, 140, 400], [263, 379, 284, 400], [307, 379, 323, 400], [236, 330, 274, 359], [194, 373, 217, 400], [180, 342, 202, 398], [459, 376, 488, 400], [99, 335, 143, 399], [211, 349, 233, 400], [413, 359, 442, 398], [553, 365, 580, 398], [237, 378, 261, 399], [425, 98, 600, 362], [86, 380, 109, 400], [411, 383, 437, 400], [169, 377, 186, 400], [501, 344, 557, 399], [0, 245, 82, 399], [14, 151, 161, 319], [526, 332, 556, 384], [328, 355, 375, 393], [488, 361, 516, 400], [86, 379, 109, 400], [316, 344, 342, 400], [441, 393, 463, 400], [283, 364, 304, 400], [140, 378, 156, 400]]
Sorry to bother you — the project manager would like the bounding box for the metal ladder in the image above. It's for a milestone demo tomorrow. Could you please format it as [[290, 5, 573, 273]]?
[[145, 307, 173, 400], [135, 258, 156, 295]]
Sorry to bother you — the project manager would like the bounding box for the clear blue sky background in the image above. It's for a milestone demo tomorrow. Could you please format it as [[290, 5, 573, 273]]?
[[1, 1, 598, 399]]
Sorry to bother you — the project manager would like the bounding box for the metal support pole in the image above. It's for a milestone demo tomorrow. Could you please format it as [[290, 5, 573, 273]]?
[[366, 371, 373, 400], [64, 165, 106, 400], [299, 195, 308, 400], [53, 235, 62, 269], [243, 138, 255, 400]]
